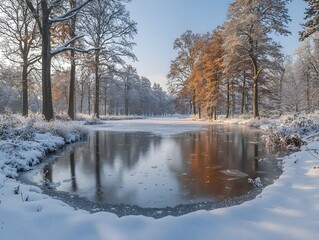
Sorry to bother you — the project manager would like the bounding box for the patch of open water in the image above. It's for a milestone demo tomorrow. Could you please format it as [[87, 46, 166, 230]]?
[[20, 124, 284, 218]]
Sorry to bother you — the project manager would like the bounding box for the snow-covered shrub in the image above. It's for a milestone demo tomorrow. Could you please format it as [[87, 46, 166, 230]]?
[[54, 113, 71, 121], [239, 114, 252, 120], [264, 113, 319, 149], [264, 129, 305, 150], [0, 110, 22, 140], [15, 117, 37, 141], [0, 113, 88, 177], [0, 173, 5, 187], [277, 113, 319, 136], [245, 118, 261, 128], [34, 120, 88, 143]]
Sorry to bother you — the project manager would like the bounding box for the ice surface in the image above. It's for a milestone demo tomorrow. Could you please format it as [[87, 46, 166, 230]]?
[[220, 169, 249, 178], [1, 116, 319, 239]]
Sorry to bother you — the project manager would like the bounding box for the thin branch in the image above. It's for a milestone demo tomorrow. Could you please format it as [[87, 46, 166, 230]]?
[[25, 0, 43, 34], [49, 0, 94, 23]]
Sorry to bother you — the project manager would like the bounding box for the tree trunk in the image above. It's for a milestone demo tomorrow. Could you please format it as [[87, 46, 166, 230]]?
[[231, 80, 235, 117], [80, 96, 83, 114], [94, 51, 100, 118], [252, 58, 262, 119], [214, 106, 217, 120], [192, 89, 196, 115], [124, 83, 129, 116], [241, 70, 246, 115], [68, 0, 76, 120], [22, 17, 30, 117], [68, 51, 76, 119], [88, 86, 91, 115], [253, 80, 258, 118], [22, 60, 28, 117], [306, 69, 310, 112], [41, 1, 54, 121], [279, 70, 284, 116], [80, 83, 84, 114], [226, 78, 230, 118], [104, 88, 107, 116]]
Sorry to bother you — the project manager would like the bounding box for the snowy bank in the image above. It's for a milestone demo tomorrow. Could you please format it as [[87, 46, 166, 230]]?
[[0, 113, 87, 181], [1, 115, 319, 239]]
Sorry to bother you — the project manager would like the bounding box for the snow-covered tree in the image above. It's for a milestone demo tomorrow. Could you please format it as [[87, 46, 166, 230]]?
[[300, 0, 319, 40], [0, 66, 21, 113], [167, 30, 202, 116], [294, 40, 319, 111], [119, 65, 138, 116], [223, 0, 291, 118], [191, 30, 224, 119], [25, 0, 94, 120], [79, 0, 137, 118], [139, 77, 153, 116]]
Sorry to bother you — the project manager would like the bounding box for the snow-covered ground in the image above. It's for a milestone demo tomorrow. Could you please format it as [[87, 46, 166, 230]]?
[[1, 115, 319, 240]]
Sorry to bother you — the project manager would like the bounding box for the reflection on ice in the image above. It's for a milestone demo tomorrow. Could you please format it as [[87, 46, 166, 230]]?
[[29, 124, 282, 208]]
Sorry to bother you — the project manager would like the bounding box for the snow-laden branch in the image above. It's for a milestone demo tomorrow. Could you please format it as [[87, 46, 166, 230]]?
[[51, 35, 83, 56], [49, 0, 94, 24], [51, 35, 99, 56], [53, 47, 98, 56]]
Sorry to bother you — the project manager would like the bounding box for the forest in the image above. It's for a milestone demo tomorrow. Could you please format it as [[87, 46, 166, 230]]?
[[1, 1, 319, 239], [0, 0, 318, 121], [0, 0, 174, 120], [168, 0, 319, 119]]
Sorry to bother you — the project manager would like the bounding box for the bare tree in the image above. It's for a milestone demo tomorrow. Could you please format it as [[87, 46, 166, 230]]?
[[79, 0, 137, 118], [0, 65, 21, 112], [294, 40, 319, 111], [0, 0, 41, 116], [167, 30, 202, 116], [25, 0, 94, 120]]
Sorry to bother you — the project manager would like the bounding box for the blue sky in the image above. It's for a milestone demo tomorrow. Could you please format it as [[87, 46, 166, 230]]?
[[127, 0, 308, 90]]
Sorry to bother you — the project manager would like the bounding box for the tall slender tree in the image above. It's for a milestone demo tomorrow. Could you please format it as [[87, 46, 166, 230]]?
[[68, 0, 77, 120]]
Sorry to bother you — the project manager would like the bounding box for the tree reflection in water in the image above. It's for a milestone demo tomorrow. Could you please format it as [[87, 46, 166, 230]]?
[[35, 125, 281, 208]]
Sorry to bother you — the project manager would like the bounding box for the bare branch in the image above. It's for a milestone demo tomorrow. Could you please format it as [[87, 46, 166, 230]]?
[[49, 0, 94, 23], [25, 0, 43, 34]]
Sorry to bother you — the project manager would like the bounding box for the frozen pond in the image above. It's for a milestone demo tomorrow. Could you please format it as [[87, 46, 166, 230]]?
[[22, 119, 282, 210]]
